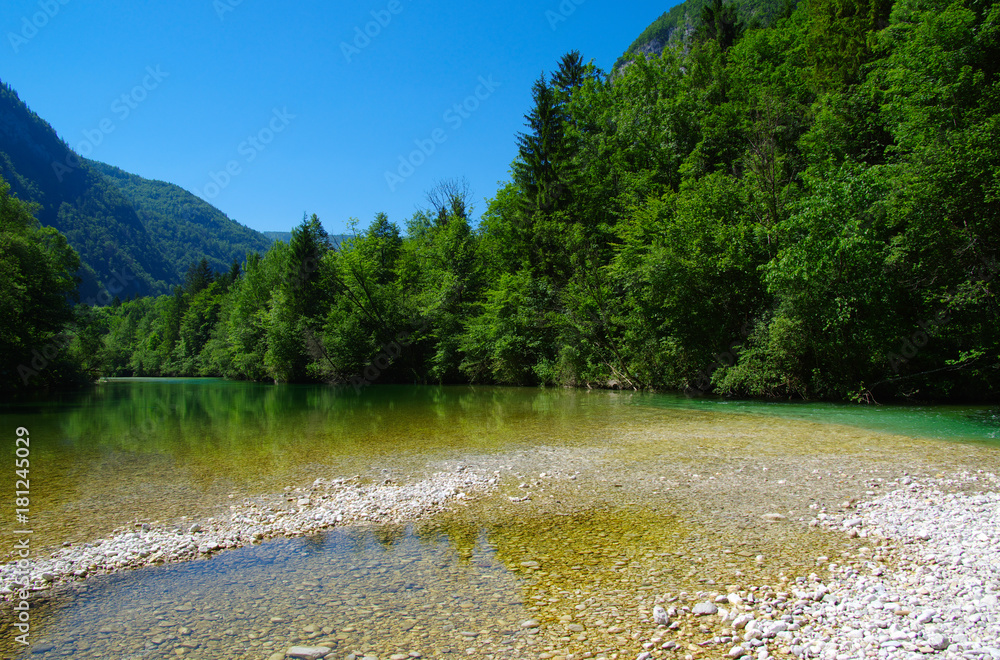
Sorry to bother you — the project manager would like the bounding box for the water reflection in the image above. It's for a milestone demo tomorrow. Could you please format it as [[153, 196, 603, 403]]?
[[0, 382, 641, 552]]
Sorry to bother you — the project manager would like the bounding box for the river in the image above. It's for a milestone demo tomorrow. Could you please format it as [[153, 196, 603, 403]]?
[[1, 380, 997, 659]]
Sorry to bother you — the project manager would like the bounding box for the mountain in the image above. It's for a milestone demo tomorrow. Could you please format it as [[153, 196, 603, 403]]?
[[621, 0, 788, 62], [0, 79, 271, 301], [263, 230, 294, 243], [90, 161, 272, 281]]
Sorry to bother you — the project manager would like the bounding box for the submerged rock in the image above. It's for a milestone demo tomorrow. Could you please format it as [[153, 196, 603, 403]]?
[[286, 646, 331, 659]]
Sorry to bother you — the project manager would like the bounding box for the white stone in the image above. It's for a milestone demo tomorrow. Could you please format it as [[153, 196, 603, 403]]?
[[926, 633, 949, 651], [693, 602, 719, 616], [285, 647, 331, 660]]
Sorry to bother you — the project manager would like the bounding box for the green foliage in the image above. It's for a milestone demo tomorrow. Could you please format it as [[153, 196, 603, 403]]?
[[802, 0, 893, 88], [620, 0, 788, 64], [32, 0, 1000, 402], [0, 176, 84, 392], [91, 161, 273, 283], [696, 0, 746, 51], [716, 163, 894, 397], [460, 270, 559, 385]]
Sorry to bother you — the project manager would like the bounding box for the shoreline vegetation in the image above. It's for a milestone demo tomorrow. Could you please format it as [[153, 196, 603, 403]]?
[[3, 0, 998, 404]]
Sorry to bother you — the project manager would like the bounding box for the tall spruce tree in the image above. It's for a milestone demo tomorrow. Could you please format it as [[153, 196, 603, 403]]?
[[513, 75, 565, 214]]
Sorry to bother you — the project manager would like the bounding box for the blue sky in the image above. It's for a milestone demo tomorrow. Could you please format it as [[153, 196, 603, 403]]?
[[1, 0, 674, 235]]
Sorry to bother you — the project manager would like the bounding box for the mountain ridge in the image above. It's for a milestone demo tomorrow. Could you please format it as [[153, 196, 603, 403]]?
[[0, 79, 272, 301]]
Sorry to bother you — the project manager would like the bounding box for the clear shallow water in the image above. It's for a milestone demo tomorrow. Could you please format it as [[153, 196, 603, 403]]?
[[0, 381, 668, 551], [1, 380, 998, 659], [1, 523, 530, 659], [634, 394, 1000, 444], [1, 380, 997, 553]]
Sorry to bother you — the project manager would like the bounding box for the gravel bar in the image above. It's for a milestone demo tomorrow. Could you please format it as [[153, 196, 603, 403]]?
[[0, 466, 498, 598], [636, 471, 999, 660]]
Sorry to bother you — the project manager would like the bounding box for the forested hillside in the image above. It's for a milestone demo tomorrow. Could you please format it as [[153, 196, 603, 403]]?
[[5, 0, 998, 401], [0, 178, 88, 390], [90, 161, 272, 279], [622, 0, 787, 61], [0, 82, 174, 300], [0, 81, 273, 299]]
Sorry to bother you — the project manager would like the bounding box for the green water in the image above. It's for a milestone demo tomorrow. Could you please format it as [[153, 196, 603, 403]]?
[[1, 380, 997, 553], [1, 380, 998, 660], [636, 394, 1000, 443], [0, 380, 667, 551]]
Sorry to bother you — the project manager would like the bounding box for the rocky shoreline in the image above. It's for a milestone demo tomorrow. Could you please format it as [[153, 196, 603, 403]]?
[[2, 450, 999, 660], [0, 466, 498, 598], [636, 471, 999, 660]]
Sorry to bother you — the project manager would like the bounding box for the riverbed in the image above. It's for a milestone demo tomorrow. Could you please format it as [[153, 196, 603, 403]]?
[[1, 381, 997, 659]]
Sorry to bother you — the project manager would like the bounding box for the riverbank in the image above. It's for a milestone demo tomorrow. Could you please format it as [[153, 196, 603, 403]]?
[[628, 471, 1000, 660]]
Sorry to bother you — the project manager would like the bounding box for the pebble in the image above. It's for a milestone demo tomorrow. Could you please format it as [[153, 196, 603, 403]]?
[[285, 647, 331, 659], [926, 634, 949, 651], [653, 605, 670, 625], [4, 450, 998, 660], [732, 614, 753, 630], [693, 602, 718, 616], [0, 469, 500, 594], [719, 473, 1000, 660]]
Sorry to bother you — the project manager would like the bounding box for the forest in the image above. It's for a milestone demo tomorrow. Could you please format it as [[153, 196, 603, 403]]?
[[2, 0, 998, 401]]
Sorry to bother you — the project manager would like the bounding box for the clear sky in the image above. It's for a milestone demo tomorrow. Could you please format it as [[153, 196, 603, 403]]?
[[1, 0, 674, 235]]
